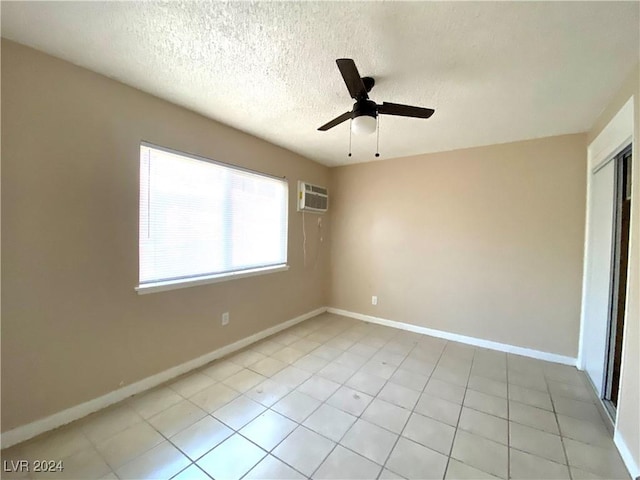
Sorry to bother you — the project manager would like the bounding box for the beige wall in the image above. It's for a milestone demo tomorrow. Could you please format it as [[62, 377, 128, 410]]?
[[330, 134, 586, 358], [1, 40, 330, 431], [588, 63, 639, 474]]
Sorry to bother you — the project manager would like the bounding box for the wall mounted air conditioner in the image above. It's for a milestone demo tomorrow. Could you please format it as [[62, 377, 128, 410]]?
[[298, 181, 328, 213]]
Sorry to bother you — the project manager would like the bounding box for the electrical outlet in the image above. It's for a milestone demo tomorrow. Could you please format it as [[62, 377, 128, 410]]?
[[372, 296, 378, 306], [221, 312, 229, 326]]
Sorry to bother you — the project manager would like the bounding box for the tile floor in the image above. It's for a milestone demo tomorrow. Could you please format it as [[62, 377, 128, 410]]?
[[1, 313, 631, 480]]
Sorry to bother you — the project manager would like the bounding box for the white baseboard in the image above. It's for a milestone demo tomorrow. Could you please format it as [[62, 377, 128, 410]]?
[[1, 306, 327, 449], [328, 307, 577, 366], [614, 430, 640, 480]]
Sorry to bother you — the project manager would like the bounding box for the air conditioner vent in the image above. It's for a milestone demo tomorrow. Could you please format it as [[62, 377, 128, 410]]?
[[298, 181, 328, 213]]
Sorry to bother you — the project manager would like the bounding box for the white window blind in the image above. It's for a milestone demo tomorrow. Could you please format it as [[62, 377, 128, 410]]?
[[139, 144, 288, 286]]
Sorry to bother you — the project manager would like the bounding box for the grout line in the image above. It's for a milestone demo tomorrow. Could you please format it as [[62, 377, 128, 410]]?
[[544, 370, 573, 480], [441, 346, 476, 480]]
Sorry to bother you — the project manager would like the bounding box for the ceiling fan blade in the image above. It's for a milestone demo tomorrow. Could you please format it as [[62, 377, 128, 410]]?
[[336, 59, 369, 100], [378, 102, 435, 119], [318, 111, 352, 131]]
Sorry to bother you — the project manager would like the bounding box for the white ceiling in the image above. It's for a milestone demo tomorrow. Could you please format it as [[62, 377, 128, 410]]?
[[2, 2, 638, 167]]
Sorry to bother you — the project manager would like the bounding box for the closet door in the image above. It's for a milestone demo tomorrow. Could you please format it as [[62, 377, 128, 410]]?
[[583, 160, 615, 396]]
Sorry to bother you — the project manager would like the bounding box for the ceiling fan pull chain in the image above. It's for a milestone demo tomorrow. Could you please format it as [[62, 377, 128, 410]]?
[[375, 116, 380, 158], [348, 118, 353, 157]]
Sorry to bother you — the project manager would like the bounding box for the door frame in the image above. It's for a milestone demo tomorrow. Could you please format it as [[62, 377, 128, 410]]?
[[578, 96, 633, 415]]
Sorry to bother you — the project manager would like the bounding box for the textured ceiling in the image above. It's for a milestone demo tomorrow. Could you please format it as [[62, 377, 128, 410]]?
[[1, 1, 639, 166]]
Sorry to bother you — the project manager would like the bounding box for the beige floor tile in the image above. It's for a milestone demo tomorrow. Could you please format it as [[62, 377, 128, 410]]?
[[326, 386, 373, 416], [317, 362, 356, 384], [189, 382, 239, 412], [289, 338, 322, 355], [201, 360, 243, 381], [148, 399, 206, 437], [508, 384, 553, 411], [239, 410, 296, 451], [197, 434, 266, 480], [362, 398, 411, 434], [402, 412, 455, 455], [19, 424, 92, 462], [228, 349, 267, 367], [297, 375, 341, 402], [379, 468, 407, 479], [293, 354, 329, 373], [272, 390, 322, 423], [314, 445, 381, 479], [271, 365, 312, 388], [325, 335, 356, 351], [547, 380, 593, 403], [509, 448, 570, 479], [471, 364, 507, 383], [244, 455, 305, 479], [170, 415, 232, 460], [401, 357, 435, 376], [509, 401, 559, 435], [377, 382, 420, 410], [306, 332, 334, 345], [458, 407, 508, 445], [340, 419, 398, 465], [431, 365, 469, 387], [360, 359, 398, 380], [115, 440, 190, 480], [414, 393, 462, 426], [389, 368, 429, 392], [423, 378, 466, 405], [31, 446, 110, 480], [451, 430, 508, 479], [371, 350, 406, 368], [386, 437, 448, 480], [303, 403, 357, 442], [445, 458, 501, 479], [508, 370, 548, 392], [212, 395, 265, 430], [171, 464, 211, 480], [553, 397, 605, 424], [245, 378, 292, 407], [543, 365, 585, 386], [345, 371, 387, 396], [248, 357, 288, 377], [169, 372, 216, 398], [557, 414, 612, 448], [81, 404, 143, 444], [569, 466, 608, 479], [95, 422, 164, 469], [99, 472, 119, 480], [509, 422, 566, 464], [563, 438, 629, 479], [463, 389, 508, 419], [251, 340, 283, 356], [222, 369, 267, 392], [348, 342, 379, 359], [128, 387, 183, 419], [313, 345, 343, 361], [335, 351, 369, 370], [271, 346, 306, 364], [467, 375, 507, 398], [272, 426, 335, 476], [272, 332, 302, 346]]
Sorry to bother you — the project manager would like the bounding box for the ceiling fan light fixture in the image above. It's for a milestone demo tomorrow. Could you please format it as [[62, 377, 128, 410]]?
[[351, 114, 377, 135]]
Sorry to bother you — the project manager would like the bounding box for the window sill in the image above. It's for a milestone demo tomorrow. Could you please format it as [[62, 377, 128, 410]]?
[[135, 264, 289, 295]]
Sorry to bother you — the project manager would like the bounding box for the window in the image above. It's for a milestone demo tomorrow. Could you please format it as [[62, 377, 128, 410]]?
[[138, 143, 288, 293]]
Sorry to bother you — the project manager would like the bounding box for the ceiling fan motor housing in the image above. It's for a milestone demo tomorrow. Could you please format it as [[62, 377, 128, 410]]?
[[352, 99, 378, 119]]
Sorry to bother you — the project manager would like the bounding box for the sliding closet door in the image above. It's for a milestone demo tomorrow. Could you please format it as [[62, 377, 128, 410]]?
[[583, 160, 615, 396]]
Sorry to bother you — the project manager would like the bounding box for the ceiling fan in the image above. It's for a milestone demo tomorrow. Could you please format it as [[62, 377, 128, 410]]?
[[318, 58, 435, 136]]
